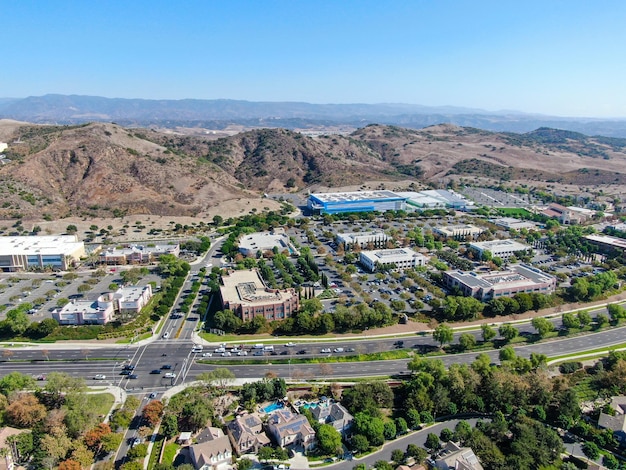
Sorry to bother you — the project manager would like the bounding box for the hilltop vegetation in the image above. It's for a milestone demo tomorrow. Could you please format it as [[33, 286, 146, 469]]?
[[2, 120, 626, 220]]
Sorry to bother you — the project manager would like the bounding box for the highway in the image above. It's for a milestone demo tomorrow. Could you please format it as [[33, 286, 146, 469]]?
[[2, 321, 625, 393]]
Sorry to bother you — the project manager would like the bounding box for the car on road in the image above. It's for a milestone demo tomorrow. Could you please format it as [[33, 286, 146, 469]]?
[[333, 348, 344, 353], [132, 437, 141, 446], [161, 364, 172, 369], [150, 369, 162, 374], [94, 374, 106, 380], [297, 349, 307, 355], [162, 332, 170, 339], [321, 348, 331, 353], [120, 370, 131, 376], [149, 392, 157, 399], [346, 347, 355, 353], [285, 342, 296, 347], [128, 374, 138, 379], [122, 364, 135, 371], [202, 352, 213, 357], [221, 351, 232, 357], [237, 350, 248, 356], [164, 372, 176, 378]]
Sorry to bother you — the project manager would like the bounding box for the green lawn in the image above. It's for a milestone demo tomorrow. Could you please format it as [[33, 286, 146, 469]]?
[[87, 392, 115, 417], [162, 442, 180, 465]]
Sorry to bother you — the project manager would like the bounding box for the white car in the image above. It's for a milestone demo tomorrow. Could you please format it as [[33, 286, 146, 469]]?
[[285, 342, 296, 347], [237, 350, 248, 356], [321, 348, 332, 353], [164, 372, 176, 378], [162, 332, 170, 339], [221, 351, 232, 357], [202, 352, 212, 357], [94, 374, 106, 380], [214, 347, 225, 353]]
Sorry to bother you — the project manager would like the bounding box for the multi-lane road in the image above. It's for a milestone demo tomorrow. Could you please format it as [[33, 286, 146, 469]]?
[[2, 319, 625, 394]]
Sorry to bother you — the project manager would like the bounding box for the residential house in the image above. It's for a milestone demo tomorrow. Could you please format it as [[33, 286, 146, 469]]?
[[189, 427, 232, 470], [599, 396, 626, 445], [267, 409, 316, 451], [433, 441, 484, 470], [227, 413, 270, 455], [310, 402, 353, 436], [0, 427, 27, 470]]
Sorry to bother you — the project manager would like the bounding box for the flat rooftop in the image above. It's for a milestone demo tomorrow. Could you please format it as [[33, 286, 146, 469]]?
[[586, 234, 626, 250], [470, 239, 529, 251], [310, 190, 404, 203], [221, 270, 293, 306], [447, 264, 554, 289], [0, 235, 84, 255]]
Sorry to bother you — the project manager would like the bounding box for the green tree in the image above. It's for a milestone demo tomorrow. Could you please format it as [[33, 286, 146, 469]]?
[[383, 420, 397, 440], [317, 424, 342, 455], [499, 346, 516, 362], [406, 444, 428, 463], [351, 434, 369, 453], [237, 458, 254, 470], [197, 368, 236, 389], [498, 324, 518, 342], [395, 417, 408, 435], [425, 433, 441, 452], [391, 449, 406, 465], [433, 324, 453, 348], [481, 324, 496, 342], [562, 312, 580, 330], [458, 333, 476, 351], [532, 317, 554, 338], [581, 441, 600, 461]]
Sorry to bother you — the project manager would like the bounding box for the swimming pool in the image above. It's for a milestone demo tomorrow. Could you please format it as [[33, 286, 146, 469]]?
[[301, 403, 318, 410], [263, 402, 284, 413]]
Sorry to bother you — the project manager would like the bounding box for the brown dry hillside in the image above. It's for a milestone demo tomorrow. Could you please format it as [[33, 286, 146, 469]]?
[[2, 120, 626, 220]]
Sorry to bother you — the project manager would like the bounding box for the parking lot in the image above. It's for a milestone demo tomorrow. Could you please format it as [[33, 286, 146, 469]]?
[[0, 268, 162, 321]]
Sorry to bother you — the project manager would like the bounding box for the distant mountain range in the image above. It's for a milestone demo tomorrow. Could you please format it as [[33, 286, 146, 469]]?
[[2, 94, 626, 137]]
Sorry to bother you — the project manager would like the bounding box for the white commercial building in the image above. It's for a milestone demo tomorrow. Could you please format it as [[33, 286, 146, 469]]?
[[433, 224, 484, 239], [335, 231, 389, 249], [52, 284, 153, 325], [0, 235, 85, 272], [491, 217, 536, 231], [238, 229, 298, 257], [397, 189, 473, 210], [443, 264, 556, 302], [469, 239, 530, 260], [359, 248, 427, 272]]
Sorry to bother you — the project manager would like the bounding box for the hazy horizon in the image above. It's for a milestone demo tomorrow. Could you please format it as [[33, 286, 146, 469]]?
[[3, 1, 626, 118]]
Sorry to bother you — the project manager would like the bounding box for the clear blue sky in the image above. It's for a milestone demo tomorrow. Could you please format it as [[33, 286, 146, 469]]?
[[3, 0, 625, 117]]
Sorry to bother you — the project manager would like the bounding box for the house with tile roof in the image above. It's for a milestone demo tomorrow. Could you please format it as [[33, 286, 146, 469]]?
[[267, 409, 316, 451], [226, 413, 271, 455], [189, 427, 232, 470]]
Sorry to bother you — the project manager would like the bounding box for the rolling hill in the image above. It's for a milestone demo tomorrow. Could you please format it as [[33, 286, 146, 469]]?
[[1, 120, 626, 221]]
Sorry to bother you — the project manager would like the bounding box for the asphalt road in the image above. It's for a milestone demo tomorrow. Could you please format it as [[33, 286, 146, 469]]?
[[2, 322, 626, 393]]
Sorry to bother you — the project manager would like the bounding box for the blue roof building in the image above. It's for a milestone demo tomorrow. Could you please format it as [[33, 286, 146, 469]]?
[[308, 190, 407, 214]]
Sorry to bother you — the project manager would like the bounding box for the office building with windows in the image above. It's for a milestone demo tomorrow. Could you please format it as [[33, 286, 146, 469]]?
[[359, 248, 427, 272], [443, 264, 556, 302], [0, 235, 85, 272], [219, 269, 299, 322]]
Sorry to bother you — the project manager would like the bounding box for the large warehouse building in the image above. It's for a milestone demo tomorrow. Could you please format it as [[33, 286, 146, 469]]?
[[307, 190, 407, 214], [219, 269, 299, 322], [443, 264, 556, 301], [0, 235, 85, 272]]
